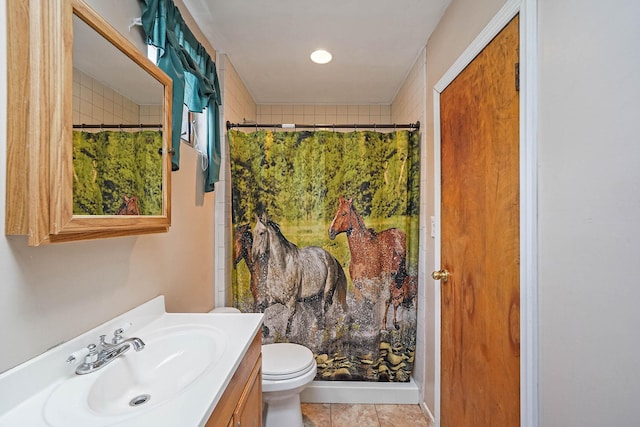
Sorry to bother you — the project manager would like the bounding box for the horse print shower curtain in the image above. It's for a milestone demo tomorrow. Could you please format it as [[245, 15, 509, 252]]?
[[229, 129, 420, 382]]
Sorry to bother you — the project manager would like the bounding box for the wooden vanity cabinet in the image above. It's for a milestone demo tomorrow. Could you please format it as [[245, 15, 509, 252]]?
[[206, 331, 262, 427]]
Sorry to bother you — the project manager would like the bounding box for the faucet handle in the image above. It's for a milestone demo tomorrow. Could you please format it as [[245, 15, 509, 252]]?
[[66, 346, 90, 364], [84, 344, 98, 364], [112, 329, 125, 344], [66, 344, 98, 365], [111, 322, 132, 344]]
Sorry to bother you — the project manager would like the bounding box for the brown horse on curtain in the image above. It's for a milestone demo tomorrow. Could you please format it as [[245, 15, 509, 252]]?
[[328, 196, 407, 329], [116, 195, 140, 215], [234, 223, 262, 309]]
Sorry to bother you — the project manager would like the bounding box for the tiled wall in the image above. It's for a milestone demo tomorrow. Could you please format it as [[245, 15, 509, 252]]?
[[257, 104, 391, 126], [139, 105, 163, 126], [72, 69, 163, 127]]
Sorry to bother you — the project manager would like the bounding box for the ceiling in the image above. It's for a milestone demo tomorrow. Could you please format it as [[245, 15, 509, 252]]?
[[182, 0, 451, 105]]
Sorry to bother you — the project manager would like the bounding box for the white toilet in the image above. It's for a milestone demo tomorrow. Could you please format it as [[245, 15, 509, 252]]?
[[261, 343, 317, 427], [209, 307, 316, 427]]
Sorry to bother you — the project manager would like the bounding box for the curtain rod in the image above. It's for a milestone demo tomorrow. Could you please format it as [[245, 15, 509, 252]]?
[[72, 124, 163, 129], [226, 120, 419, 131]]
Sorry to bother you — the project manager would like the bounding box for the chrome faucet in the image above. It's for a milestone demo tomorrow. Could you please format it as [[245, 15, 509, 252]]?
[[71, 328, 145, 375]]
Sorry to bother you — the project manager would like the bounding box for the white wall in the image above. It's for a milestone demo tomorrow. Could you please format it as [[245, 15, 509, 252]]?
[[390, 48, 429, 407], [425, 0, 640, 423], [0, 0, 216, 373], [538, 0, 640, 424]]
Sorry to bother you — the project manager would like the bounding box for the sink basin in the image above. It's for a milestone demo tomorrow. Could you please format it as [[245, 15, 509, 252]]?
[[43, 324, 225, 426]]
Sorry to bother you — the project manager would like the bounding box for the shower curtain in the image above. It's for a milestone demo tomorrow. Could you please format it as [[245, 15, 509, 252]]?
[[229, 129, 420, 382], [72, 130, 163, 216]]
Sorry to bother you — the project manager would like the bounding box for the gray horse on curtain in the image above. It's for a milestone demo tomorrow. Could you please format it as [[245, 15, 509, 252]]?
[[251, 213, 348, 337]]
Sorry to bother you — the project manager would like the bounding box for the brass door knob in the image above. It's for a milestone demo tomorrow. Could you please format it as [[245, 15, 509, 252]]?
[[432, 269, 450, 283]]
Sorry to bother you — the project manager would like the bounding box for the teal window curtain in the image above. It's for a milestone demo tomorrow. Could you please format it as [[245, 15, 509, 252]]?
[[141, 0, 221, 192]]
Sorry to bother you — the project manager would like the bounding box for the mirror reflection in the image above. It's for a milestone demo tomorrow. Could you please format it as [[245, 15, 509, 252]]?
[[72, 13, 164, 216]]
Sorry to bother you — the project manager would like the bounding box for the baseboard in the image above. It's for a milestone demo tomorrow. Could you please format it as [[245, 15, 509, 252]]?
[[419, 400, 435, 424], [301, 378, 419, 404]]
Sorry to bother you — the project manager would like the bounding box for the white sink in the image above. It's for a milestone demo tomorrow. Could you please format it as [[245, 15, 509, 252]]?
[[88, 326, 222, 415], [44, 324, 225, 426], [0, 296, 263, 427]]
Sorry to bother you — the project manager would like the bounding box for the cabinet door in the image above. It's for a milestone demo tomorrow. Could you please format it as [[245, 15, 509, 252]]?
[[6, 0, 173, 246], [205, 332, 262, 427], [233, 356, 262, 427]]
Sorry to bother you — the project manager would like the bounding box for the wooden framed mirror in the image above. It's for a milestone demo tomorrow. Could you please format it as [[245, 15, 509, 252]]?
[[6, 0, 173, 246]]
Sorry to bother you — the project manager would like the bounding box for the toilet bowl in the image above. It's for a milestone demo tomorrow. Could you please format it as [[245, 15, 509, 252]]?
[[261, 343, 317, 427]]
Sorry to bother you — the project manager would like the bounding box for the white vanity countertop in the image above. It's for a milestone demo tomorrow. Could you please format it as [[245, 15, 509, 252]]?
[[0, 296, 263, 427]]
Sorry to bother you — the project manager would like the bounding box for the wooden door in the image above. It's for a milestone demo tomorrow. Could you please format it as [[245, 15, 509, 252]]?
[[439, 15, 520, 426]]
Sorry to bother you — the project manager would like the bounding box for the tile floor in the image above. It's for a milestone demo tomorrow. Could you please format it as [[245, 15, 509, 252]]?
[[301, 403, 433, 427]]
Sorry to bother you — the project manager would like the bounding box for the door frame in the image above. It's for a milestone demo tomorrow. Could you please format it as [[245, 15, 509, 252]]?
[[432, 0, 538, 426]]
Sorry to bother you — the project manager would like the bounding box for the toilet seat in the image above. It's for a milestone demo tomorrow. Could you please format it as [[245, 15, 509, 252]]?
[[262, 343, 316, 381]]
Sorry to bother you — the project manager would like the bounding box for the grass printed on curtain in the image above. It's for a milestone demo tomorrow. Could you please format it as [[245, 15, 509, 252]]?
[[72, 130, 163, 216], [230, 129, 420, 383]]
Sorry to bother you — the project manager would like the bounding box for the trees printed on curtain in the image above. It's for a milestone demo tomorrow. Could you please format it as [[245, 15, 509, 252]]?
[[72, 131, 163, 216], [231, 130, 419, 222], [229, 129, 420, 382]]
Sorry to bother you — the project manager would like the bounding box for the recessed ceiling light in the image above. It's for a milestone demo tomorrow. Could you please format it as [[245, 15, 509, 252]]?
[[310, 49, 332, 64]]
